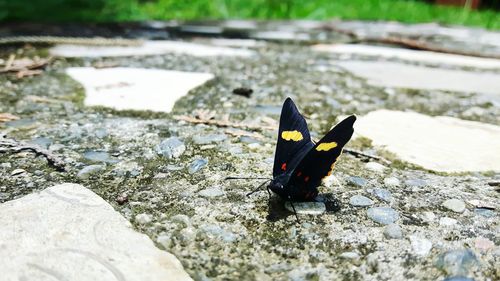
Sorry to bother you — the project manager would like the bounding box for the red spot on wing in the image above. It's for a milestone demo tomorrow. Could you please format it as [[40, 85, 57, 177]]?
[[297, 171, 302, 177], [304, 176, 310, 182], [281, 162, 287, 171]]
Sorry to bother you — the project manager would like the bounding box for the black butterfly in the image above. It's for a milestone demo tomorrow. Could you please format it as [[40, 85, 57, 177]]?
[[228, 98, 356, 220]]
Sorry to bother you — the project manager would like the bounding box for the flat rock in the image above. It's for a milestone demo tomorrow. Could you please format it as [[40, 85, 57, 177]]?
[[198, 187, 225, 198], [349, 195, 374, 207], [409, 235, 433, 257], [443, 199, 467, 213], [284, 202, 326, 215], [337, 61, 500, 96], [66, 67, 213, 112], [0, 183, 192, 281], [355, 110, 500, 172], [50, 40, 254, 57], [314, 44, 500, 69]]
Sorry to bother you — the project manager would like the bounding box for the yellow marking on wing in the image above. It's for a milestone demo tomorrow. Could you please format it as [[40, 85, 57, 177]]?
[[281, 130, 303, 141], [316, 142, 338, 151]]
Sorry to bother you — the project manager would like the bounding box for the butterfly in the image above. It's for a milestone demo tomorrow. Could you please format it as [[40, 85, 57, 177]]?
[[227, 97, 356, 220]]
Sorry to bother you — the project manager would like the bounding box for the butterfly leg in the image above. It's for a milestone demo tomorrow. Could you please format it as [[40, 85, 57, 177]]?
[[246, 180, 270, 197], [289, 201, 300, 223]]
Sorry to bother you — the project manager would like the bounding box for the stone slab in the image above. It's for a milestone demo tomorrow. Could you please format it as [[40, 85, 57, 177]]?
[[337, 61, 500, 96], [50, 40, 254, 58], [0, 183, 192, 281], [355, 110, 500, 173], [66, 67, 213, 112], [313, 44, 500, 69]]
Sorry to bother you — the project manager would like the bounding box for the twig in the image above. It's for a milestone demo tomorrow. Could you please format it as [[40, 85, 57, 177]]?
[[173, 115, 276, 132], [343, 148, 391, 165], [0, 134, 66, 171]]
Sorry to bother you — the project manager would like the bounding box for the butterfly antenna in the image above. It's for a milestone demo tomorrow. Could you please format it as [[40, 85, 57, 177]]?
[[225, 176, 270, 180], [246, 179, 271, 197], [289, 201, 300, 223]]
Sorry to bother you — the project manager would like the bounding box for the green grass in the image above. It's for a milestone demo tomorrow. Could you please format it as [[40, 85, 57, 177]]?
[[1, 0, 499, 30]]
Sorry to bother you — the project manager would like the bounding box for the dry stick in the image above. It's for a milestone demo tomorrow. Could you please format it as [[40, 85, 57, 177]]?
[[325, 25, 500, 60], [0, 57, 53, 74], [174, 115, 389, 164], [0, 135, 66, 171]]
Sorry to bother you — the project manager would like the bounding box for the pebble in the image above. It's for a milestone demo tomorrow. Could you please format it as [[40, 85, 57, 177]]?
[[156, 137, 186, 159], [435, 249, 478, 276], [31, 137, 53, 149], [340, 252, 360, 260], [198, 187, 225, 198], [439, 217, 458, 227], [188, 158, 208, 174], [193, 134, 227, 145], [371, 188, 392, 202], [383, 177, 400, 187], [135, 213, 153, 225], [367, 207, 399, 225], [405, 178, 427, 187], [349, 195, 374, 207], [77, 164, 105, 179], [474, 208, 495, 218], [171, 214, 191, 227], [199, 224, 237, 243], [443, 199, 466, 213], [156, 234, 172, 249], [409, 235, 433, 257], [347, 176, 367, 187], [83, 151, 119, 163], [284, 202, 326, 215], [10, 169, 26, 176], [365, 162, 386, 173], [383, 224, 403, 239], [474, 237, 494, 252], [421, 211, 437, 222]]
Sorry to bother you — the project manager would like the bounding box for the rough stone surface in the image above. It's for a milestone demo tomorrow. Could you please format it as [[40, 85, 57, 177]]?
[[0, 183, 192, 281], [50, 40, 255, 58], [66, 67, 214, 112], [338, 61, 500, 96], [355, 110, 500, 172]]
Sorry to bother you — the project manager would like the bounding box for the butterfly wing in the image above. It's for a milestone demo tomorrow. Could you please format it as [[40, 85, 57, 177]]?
[[286, 115, 356, 200], [273, 98, 314, 177]]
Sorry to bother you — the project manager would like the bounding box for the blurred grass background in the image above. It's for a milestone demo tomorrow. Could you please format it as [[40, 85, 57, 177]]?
[[0, 0, 498, 29]]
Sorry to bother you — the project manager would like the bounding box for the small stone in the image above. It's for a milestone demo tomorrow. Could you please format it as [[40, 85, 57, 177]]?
[[193, 134, 227, 145], [83, 151, 119, 163], [349, 195, 374, 207], [435, 249, 478, 276], [384, 224, 403, 239], [115, 193, 129, 205], [371, 188, 392, 202], [347, 176, 367, 187], [340, 252, 360, 260], [135, 213, 152, 225], [467, 199, 495, 210], [439, 217, 458, 227], [31, 137, 52, 149], [409, 235, 433, 257], [474, 237, 494, 252], [421, 211, 437, 222], [156, 137, 186, 159], [474, 208, 495, 218], [171, 214, 190, 227], [443, 199, 466, 213], [156, 234, 172, 249], [383, 177, 400, 187], [365, 162, 386, 173], [405, 178, 427, 187], [367, 207, 399, 225], [284, 202, 326, 215], [199, 187, 225, 198], [199, 224, 237, 243], [188, 158, 208, 174], [77, 164, 105, 179], [10, 169, 26, 176]]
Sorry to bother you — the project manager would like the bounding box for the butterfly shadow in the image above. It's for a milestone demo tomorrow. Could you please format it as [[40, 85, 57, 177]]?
[[266, 192, 342, 222]]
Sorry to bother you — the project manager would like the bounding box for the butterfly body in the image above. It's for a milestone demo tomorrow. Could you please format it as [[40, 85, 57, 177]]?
[[268, 98, 356, 202]]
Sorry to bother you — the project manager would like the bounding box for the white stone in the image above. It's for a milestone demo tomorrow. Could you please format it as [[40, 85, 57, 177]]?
[[409, 235, 433, 257], [365, 162, 387, 173], [50, 40, 254, 58], [383, 177, 400, 187], [313, 44, 500, 69], [135, 213, 153, 224], [355, 110, 500, 172], [0, 183, 192, 281], [284, 202, 326, 215], [209, 38, 265, 48], [443, 199, 467, 213], [439, 217, 458, 226], [66, 67, 213, 112], [337, 61, 500, 96]]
